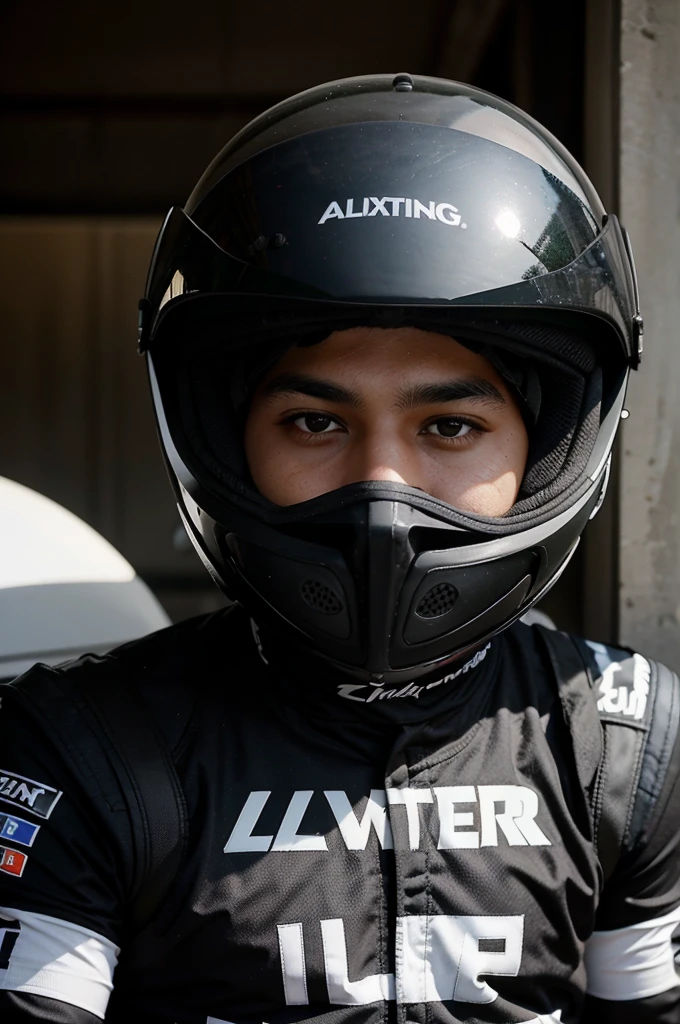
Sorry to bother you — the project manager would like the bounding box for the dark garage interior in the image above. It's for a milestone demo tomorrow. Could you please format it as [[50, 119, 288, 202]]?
[[0, 0, 619, 636]]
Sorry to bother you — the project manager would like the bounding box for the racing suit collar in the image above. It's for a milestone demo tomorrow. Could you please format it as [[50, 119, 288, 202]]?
[[248, 617, 499, 727]]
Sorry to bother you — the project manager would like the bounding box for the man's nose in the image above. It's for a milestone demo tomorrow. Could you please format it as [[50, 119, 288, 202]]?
[[360, 463, 409, 484], [347, 434, 414, 486]]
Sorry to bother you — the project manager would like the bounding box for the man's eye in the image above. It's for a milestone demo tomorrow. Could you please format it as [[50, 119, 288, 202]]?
[[424, 419, 473, 439], [294, 413, 339, 434]]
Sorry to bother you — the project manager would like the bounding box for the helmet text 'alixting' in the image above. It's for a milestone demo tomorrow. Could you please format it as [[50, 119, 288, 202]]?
[[318, 197, 467, 228]]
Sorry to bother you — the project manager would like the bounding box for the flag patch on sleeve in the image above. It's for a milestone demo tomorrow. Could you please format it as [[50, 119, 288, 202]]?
[[0, 813, 40, 847], [0, 847, 27, 877]]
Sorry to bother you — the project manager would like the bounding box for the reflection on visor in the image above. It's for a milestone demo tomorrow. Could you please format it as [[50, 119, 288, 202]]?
[[495, 210, 522, 239]]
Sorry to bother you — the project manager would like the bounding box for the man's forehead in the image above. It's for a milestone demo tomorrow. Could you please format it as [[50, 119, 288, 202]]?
[[261, 371, 507, 411]]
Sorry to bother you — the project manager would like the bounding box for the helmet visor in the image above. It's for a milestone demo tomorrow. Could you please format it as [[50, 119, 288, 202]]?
[[143, 122, 639, 364]]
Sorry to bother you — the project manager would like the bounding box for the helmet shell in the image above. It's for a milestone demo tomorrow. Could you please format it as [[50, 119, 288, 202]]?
[[140, 74, 641, 684]]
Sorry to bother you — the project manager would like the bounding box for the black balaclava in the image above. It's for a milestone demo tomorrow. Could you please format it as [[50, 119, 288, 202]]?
[[181, 315, 600, 519]]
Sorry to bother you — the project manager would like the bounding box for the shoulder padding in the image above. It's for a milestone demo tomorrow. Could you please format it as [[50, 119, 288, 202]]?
[[575, 638, 680, 879], [534, 626, 680, 883]]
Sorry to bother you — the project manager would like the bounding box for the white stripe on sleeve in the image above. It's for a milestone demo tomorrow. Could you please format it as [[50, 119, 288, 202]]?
[[0, 907, 119, 1019], [585, 904, 680, 1001]]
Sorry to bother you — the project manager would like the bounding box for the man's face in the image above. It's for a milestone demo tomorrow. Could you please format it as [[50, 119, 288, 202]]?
[[245, 326, 529, 514]]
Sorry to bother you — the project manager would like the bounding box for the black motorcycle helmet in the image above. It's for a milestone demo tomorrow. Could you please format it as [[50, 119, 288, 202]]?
[[139, 73, 642, 686]]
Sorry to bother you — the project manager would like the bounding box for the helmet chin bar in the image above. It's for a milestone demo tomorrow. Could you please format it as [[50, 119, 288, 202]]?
[[175, 475, 600, 686]]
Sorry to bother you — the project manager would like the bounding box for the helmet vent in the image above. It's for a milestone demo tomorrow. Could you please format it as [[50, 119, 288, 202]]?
[[301, 579, 343, 616], [415, 582, 458, 618]]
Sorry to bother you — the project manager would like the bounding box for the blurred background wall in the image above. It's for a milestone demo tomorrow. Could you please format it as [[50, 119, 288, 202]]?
[[0, 0, 640, 641], [618, 0, 680, 665]]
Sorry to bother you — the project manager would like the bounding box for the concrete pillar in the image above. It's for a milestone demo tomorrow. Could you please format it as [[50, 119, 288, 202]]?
[[619, 1, 680, 663]]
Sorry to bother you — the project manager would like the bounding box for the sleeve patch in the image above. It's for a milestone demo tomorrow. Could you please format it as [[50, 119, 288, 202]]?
[[584, 642, 651, 721], [584, 905, 680, 1001], [0, 771, 62, 819], [0, 907, 119, 1020]]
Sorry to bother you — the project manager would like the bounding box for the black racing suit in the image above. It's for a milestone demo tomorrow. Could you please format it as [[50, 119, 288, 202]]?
[[0, 605, 679, 1023]]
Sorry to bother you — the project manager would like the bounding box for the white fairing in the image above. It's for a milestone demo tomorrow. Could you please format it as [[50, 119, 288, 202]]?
[[584, 905, 680, 1000], [0, 908, 119, 1019], [0, 477, 171, 679]]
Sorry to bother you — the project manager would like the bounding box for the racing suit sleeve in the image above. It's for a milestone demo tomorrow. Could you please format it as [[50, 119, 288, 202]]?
[[581, 721, 680, 1022], [0, 666, 133, 1021], [0, 992, 103, 1023]]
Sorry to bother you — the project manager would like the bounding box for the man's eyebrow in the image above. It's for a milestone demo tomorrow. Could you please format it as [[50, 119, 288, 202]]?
[[396, 378, 506, 411], [261, 373, 363, 407]]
